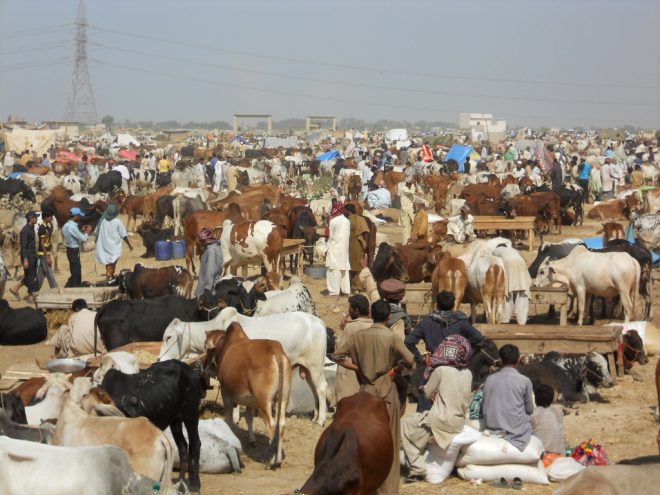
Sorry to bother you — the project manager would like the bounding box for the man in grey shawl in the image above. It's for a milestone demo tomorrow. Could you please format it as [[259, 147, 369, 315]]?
[[194, 227, 223, 297]]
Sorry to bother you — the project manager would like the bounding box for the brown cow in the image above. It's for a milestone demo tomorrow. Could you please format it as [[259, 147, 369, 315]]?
[[554, 464, 660, 495], [346, 175, 362, 200], [425, 173, 458, 209], [460, 183, 502, 202], [262, 207, 291, 234], [383, 171, 405, 197], [431, 251, 468, 310], [298, 392, 393, 495], [598, 221, 625, 245], [204, 323, 291, 468], [183, 206, 243, 274], [588, 195, 641, 221], [371, 241, 437, 284], [121, 263, 193, 299]]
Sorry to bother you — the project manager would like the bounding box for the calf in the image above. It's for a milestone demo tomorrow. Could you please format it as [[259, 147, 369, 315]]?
[[221, 219, 283, 279], [101, 360, 203, 490], [599, 221, 625, 245], [155, 194, 175, 228], [94, 293, 220, 350], [52, 392, 174, 488], [298, 392, 393, 495], [0, 299, 47, 345], [519, 351, 614, 403], [89, 170, 122, 194], [136, 221, 174, 258], [121, 263, 193, 299], [25, 376, 71, 425], [588, 195, 640, 220], [621, 329, 648, 370], [205, 324, 291, 468], [253, 276, 317, 317]]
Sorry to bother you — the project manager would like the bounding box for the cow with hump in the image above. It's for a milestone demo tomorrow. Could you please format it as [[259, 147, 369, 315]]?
[[298, 392, 393, 495], [204, 323, 291, 469]]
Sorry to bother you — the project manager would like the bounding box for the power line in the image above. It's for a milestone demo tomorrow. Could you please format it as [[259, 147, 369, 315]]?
[[0, 57, 72, 70], [89, 23, 659, 91], [90, 59, 659, 127], [0, 41, 73, 56], [88, 42, 655, 107], [0, 24, 72, 39]]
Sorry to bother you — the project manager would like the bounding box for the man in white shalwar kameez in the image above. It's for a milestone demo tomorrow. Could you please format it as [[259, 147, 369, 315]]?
[[446, 205, 476, 244], [94, 204, 132, 279], [325, 210, 351, 296], [493, 245, 531, 325], [213, 158, 227, 192]]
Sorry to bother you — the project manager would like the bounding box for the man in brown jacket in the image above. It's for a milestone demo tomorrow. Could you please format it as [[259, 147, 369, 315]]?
[[334, 300, 415, 495], [346, 203, 370, 290], [333, 294, 373, 404]]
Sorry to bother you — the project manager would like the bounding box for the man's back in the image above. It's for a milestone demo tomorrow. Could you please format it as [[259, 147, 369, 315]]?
[[483, 367, 534, 451]]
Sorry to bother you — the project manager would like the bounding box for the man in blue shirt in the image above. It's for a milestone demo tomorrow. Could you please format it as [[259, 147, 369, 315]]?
[[577, 158, 591, 203], [62, 207, 91, 287]]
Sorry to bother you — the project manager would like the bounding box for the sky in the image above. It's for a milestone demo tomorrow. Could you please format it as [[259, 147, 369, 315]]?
[[1, 0, 659, 128]]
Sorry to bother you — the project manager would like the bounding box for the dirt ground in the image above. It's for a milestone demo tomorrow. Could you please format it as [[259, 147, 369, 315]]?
[[1, 205, 659, 494]]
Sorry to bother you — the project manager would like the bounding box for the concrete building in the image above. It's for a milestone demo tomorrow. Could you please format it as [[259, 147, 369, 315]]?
[[458, 113, 506, 142]]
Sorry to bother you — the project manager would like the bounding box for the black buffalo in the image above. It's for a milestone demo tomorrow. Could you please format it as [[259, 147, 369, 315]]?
[[0, 299, 47, 345], [89, 171, 122, 194], [0, 177, 36, 203], [154, 195, 175, 228], [94, 294, 220, 350]]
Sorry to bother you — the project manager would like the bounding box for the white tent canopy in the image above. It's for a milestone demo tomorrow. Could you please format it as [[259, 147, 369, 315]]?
[[116, 133, 140, 147], [4, 128, 57, 156]]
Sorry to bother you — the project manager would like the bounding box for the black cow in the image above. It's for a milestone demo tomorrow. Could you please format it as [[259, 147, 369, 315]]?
[[154, 195, 175, 228], [94, 294, 220, 350], [136, 222, 174, 258], [0, 392, 27, 424], [289, 206, 319, 266], [620, 329, 648, 370], [89, 170, 122, 194], [198, 277, 267, 317], [0, 177, 36, 202], [0, 299, 47, 345], [518, 351, 614, 404], [101, 360, 203, 491], [156, 171, 172, 187]]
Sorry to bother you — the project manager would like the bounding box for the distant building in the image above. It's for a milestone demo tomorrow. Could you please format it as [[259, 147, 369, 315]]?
[[458, 113, 506, 142]]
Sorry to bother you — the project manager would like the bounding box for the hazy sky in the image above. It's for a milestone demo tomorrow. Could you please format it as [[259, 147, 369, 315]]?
[[1, 0, 659, 128]]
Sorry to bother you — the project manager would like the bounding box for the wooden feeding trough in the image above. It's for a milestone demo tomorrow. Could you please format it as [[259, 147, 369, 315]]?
[[35, 286, 121, 311]]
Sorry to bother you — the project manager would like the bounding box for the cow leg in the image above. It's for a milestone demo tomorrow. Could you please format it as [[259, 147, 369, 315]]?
[[577, 289, 587, 326], [245, 407, 256, 446], [170, 419, 189, 485], [184, 417, 201, 491], [301, 365, 328, 426], [470, 303, 477, 324]]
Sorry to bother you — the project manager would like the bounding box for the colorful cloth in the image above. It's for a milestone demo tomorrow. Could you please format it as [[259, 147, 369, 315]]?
[[423, 334, 472, 382]]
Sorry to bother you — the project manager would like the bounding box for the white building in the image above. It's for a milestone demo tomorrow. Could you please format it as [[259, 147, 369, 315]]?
[[458, 113, 506, 142]]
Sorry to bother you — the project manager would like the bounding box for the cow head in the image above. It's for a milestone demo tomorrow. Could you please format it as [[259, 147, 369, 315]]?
[[584, 352, 615, 388], [371, 242, 409, 284], [534, 260, 555, 287], [622, 330, 648, 368], [203, 329, 226, 377], [80, 387, 125, 417], [198, 290, 225, 319]]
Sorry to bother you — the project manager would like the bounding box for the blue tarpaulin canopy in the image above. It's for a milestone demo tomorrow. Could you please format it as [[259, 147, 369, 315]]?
[[444, 144, 473, 172], [230, 134, 247, 144], [316, 150, 341, 161]]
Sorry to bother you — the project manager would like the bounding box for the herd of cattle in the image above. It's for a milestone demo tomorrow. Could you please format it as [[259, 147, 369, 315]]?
[[0, 142, 659, 493]]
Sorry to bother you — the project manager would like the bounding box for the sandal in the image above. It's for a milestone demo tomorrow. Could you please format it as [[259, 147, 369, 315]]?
[[9, 287, 20, 301], [511, 478, 523, 490], [490, 478, 509, 488]]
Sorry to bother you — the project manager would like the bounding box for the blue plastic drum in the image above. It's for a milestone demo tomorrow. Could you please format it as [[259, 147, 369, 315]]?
[[171, 240, 185, 259], [155, 240, 172, 261]]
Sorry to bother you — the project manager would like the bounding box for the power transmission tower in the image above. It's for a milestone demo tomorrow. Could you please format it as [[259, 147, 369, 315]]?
[[63, 0, 98, 124]]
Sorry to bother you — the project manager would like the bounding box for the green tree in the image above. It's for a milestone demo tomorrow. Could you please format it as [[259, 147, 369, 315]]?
[[101, 114, 114, 131]]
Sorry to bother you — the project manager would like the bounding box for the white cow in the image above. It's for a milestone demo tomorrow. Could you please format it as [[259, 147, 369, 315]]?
[[253, 276, 317, 316], [220, 219, 281, 278], [159, 307, 328, 425], [92, 351, 139, 385], [60, 174, 84, 194], [25, 375, 71, 425], [166, 418, 242, 474], [0, 437, 182, 495], [466, 255, 507, 324], [535, 245, 640, 326]]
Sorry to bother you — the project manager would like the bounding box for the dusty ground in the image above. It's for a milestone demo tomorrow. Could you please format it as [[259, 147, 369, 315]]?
[[1, 204, 659, 494]]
